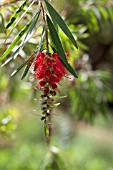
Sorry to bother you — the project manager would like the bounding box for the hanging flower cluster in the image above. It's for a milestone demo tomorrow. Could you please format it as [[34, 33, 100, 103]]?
[[34, 52, 67, 120]]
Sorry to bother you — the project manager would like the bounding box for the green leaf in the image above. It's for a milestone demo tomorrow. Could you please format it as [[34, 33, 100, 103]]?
[[44, 0, 78, 49], [0, 13, 6, 33], [21, 62, 32, 80], [1, 9, 41, 65], [19, 25, 46, 79], [11, 55, 34, 77], [23, 9, 41, 42], [4, 9, 41, 65], [0, 21, 31, 61], [0, 9, 40, 62], [47, 15, 78, 78], [6, 0, 28, 29], [108, 6, 113, 21], [1, 56, 14, 67], [4, 0, 34, 43], [50, 45, 58, 53], [36, 25, 46, 52], [44, 124, 49, 138]]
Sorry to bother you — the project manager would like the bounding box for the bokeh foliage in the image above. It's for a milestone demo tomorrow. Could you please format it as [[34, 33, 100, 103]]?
[[0, 0, 113, 169]]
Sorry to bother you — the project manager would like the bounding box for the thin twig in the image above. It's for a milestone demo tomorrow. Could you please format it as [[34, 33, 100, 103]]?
[[40, 1, 49, 52]]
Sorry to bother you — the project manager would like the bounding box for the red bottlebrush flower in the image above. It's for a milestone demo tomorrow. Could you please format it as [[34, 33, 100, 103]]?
[[34, 52, 68, 84], [51, 91, 56, 96], [44, 89, 49, 95], [49, 76, 58, 84], [55, 72, 63, 79], [35, 68, 44, 79], [52, 53, 59, 59], [46, 58, 53, 63], [36, 52, 45, 59], [34, 52, 68, 98], [34, 57, 43, 67], [33, 52, 69, 123], [53, 65, 62, 74], [39, 81, 46, 87], [45, 69, 51, 77], [36, 72, 44, 80], [51, 84, 57, 89], [34, 53, 45, 69]]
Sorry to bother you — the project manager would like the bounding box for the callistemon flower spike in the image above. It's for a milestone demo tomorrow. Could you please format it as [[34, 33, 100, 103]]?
[[34, 51, 68, 142], [34, 52, 67, 110]]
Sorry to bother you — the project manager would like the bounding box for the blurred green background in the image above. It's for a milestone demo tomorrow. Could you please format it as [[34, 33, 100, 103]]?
[[0, 0, 113, 169]]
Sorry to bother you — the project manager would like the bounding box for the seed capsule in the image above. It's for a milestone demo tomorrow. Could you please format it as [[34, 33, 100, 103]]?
[[41, 116, 46, 120], [42, 111, 47, 115], [42, 107, 46, 110], [42, 101, 47, 105], [46, 113, 50, 116], [41, 94, 47, 99]]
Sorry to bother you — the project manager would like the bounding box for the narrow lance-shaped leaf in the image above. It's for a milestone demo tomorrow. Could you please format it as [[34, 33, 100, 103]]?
[[44, 0, 78, 49], [21, 26, 46, 80], [21, 60, 32, 80], [2, 9, 41, 66], [47, 15, 78, 78], [1, 56, 14, 67], [6, 0, 28, 29], [36, 25, 46, 52], [50, 45, 58, 53], [22, 9, 41, 45], [44, 123, 49, 138], [0, 13, 6, 33], [23, 29, 46, 80], [20, 12, 42, 80], [21, 23, 45, 80], [21, 29, 46, 79], [0, 17, 34, 61], [11, 55, 34, 77], [7, 10, 40, 79], [4, 0, 35, 43], [33, 25, 46, 62]]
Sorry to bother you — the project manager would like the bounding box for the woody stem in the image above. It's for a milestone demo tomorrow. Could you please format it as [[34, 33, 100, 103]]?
[[40, 1, 49, 53], [40, 2, 51, 144]]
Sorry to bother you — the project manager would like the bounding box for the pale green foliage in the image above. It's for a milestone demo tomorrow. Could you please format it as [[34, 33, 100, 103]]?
[[0, 107, 17, 136], [70, 70, 113, 121], [0, 0, 113, 170]]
